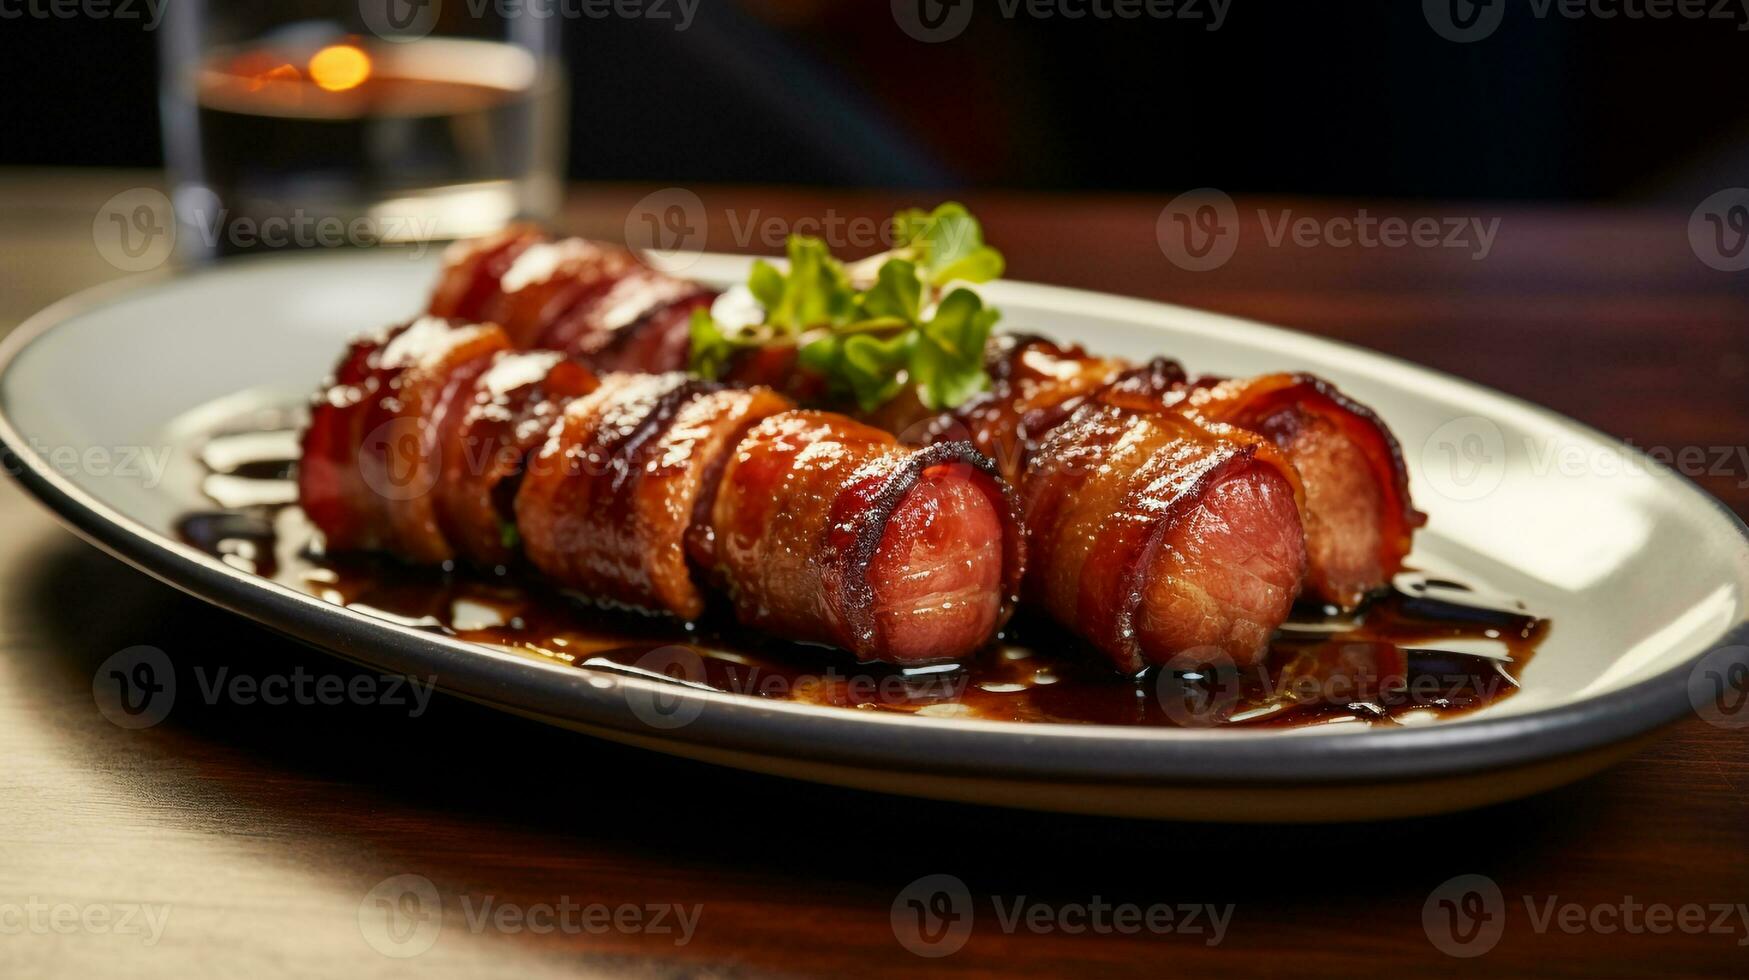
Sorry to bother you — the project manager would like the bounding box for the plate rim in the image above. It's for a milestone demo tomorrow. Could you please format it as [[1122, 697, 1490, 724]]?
[[3, 250, 1747, 788]]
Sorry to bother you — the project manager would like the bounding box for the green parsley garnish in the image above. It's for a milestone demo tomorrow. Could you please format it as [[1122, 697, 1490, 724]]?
[[688, 203, 1005, 413]]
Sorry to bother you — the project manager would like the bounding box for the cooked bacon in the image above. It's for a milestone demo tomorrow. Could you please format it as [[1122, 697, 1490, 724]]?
[[427, 225, 547, 326], [435, 350, 600, 567], [298, 317, 510, 562], [303, 335, 1019, 662], [710, 411, 1022, 661], [1105, 373, 1424, 609], [538, 267, 715, 372], [514, 373, 795, 619], [428, 227, 715, 367], [1022, 403, 1307, 672], [949, 335, 1138, 481], [421, 230, 1426, 659]]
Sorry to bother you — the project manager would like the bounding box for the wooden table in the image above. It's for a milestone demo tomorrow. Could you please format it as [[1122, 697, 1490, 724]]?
[[1, 171, 1744, 977]]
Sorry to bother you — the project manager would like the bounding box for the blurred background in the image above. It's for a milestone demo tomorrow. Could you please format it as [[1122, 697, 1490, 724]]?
[[3, 0, 1746, 202]]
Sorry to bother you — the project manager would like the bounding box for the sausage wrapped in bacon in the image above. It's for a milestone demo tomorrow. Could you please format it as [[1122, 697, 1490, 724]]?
[[512, 373, 794, 620], [710, 411, 1024, 662], [301, 328, 1022, 663], [930, 340, 1420, 610], [430, 227, 711, 371], [1022, 403, 1308, 672], [298, 317, 511, 563], [1105, 372, 1425, 609], [422, 230, 1424, 659]]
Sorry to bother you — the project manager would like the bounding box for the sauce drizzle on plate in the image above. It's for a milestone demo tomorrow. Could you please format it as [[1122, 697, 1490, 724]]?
[[177, 418, 1548, 729]]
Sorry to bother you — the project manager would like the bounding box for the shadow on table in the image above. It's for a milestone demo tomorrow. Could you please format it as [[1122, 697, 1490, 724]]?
[[11, 533, 1623, 925]]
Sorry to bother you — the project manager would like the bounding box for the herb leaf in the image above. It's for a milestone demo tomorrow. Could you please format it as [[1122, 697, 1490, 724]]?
[[764, 236, 854, 331], [688, 307, 737, 380], [911, 288, 1000, 411], [689, 205, 1005, 411], [840, 332, 914, 412], [855, 258, 924, 323], [893, 203, 1006, 287]]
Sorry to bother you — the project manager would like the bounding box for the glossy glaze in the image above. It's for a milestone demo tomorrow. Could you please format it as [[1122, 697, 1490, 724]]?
[[184, 422, 1546, 729]]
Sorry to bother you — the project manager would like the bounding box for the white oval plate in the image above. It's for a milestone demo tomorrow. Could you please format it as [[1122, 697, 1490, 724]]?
[[4, 249, 1746, 822]]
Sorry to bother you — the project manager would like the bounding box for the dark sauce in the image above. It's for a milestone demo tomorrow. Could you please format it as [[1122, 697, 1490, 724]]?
[[177, 423, 1548, 729]]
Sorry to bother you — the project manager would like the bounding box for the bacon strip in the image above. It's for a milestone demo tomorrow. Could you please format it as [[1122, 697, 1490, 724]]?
[[1105, 373, 1425, 609], [710, 411, 1023, 661], [1022, 403, 1307, 672], [513, 373, 795, 619], [430, 227, 716, 367], [298, 317, 509, 562], [436, 350, 600, 568], [301, 329, 1019, 663]]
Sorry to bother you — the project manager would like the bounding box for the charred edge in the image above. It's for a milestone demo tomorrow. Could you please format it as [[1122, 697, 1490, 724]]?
[[1107, 357, 1189, 397], [1274, 373, 1425, 532], [836, 439, 1008, 659], [984, 332, 1051, 384], [599, 377, 726, 498], [1109, 442, 1264, 675]]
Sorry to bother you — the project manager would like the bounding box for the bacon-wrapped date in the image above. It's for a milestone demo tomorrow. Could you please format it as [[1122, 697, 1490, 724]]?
[[1022, 403, 1308, 672], [300, 323, 1020, 663]]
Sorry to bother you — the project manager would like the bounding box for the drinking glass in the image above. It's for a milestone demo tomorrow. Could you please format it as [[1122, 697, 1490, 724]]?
[[159, 0, 566, 259]]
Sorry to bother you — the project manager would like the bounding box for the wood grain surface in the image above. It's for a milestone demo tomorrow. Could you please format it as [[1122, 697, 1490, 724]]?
[[0, 171, 1744, 978]]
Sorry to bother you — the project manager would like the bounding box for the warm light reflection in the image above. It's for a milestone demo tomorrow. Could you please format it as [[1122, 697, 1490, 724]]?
[[250, 63, 302, 92], [309, 44, 372, 92]]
